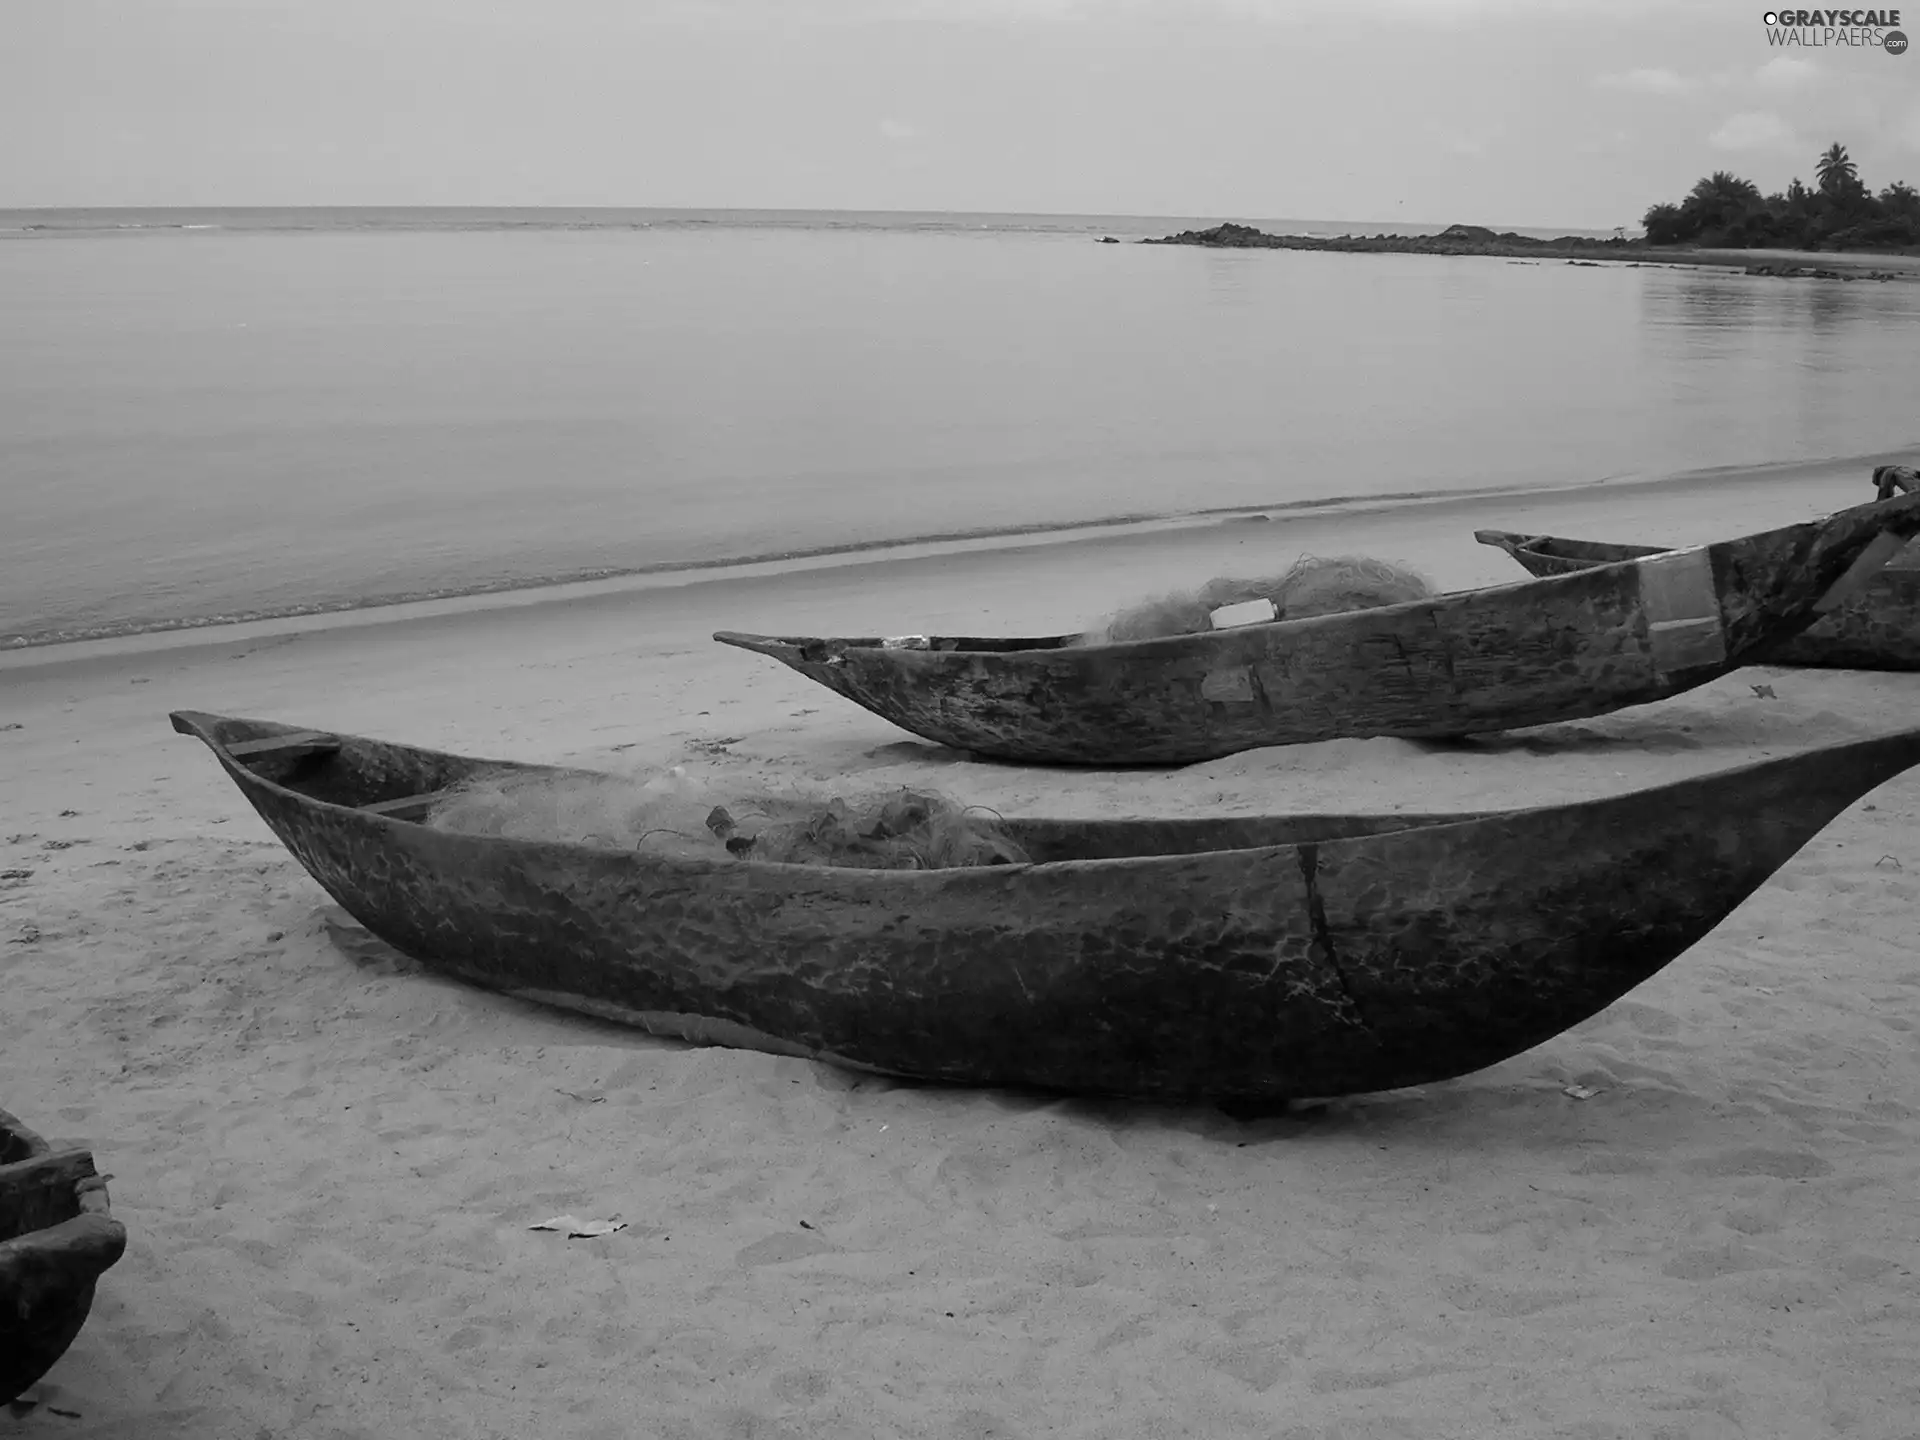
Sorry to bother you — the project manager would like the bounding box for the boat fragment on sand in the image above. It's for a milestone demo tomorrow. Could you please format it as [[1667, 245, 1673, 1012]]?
[[0, 1108, 128, 1405]]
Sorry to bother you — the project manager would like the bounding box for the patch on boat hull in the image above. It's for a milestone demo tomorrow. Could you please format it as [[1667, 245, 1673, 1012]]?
[[1201, 667, 1257, 703], [1638, 547, 1727, 674]]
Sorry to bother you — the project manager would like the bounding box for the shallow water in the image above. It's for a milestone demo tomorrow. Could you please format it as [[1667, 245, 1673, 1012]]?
[[4, 209, 1918, 647]]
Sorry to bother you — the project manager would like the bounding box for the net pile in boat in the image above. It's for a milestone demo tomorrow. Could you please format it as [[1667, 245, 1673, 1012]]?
[[1075, 554, 1434, 645], [424, 773, 1029, 871]]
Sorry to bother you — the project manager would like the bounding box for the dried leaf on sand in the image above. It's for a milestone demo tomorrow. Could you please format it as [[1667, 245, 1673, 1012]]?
[[529, 1215, 627, 1238]]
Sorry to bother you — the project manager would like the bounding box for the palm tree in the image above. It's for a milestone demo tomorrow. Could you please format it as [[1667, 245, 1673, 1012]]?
[[1879, 180, 1920, 217], [1682, 171, 1764, 231], [1690, 171, 1762, 208], [1815, 143, 1859, 197]]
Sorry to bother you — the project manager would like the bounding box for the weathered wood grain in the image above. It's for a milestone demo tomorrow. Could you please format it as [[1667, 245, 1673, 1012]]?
[[1476, 523, 1920, 671], [172, 709, 1920, 1105], [714, 492, 1920, 764]]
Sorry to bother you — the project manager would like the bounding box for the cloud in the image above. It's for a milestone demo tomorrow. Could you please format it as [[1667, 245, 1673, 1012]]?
[[1435, 125, 1502, 158], [633, 0, 1097, 26], [884, 0, 1090, 16], [1594, 67, 1693, 95], [1340, 0, 1670, 13], [878, 117, 920, 141], [1753, 56, 1821, 90], [1708, 110, 1800, 152], [1900, 106, 1920, 153], [646, 0, 1674, 21], [1572, 128, 1634, 155]]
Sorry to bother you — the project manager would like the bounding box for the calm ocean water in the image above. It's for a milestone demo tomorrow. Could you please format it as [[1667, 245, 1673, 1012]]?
[[4, 207, 1919, 648]]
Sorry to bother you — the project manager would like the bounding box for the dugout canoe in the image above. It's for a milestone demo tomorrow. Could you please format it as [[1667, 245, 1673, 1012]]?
[[712, 490, 1920, 764], [1474, 529, 1920, 672], [171, 709, 1920, 1104], [1477, 464, 1920, 672], [0, 1109, 127, 1404]]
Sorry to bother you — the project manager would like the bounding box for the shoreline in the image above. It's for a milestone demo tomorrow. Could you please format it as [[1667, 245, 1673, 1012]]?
[[8, 446, 1917, 669], [1137, 222, 1920, 281]]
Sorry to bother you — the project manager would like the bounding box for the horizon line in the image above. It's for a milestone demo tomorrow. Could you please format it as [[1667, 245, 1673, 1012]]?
[[0, 202, 1628, 236]]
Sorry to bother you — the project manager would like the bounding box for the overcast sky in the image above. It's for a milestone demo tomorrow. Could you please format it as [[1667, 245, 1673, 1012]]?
[[7, 0, 1919, 227]]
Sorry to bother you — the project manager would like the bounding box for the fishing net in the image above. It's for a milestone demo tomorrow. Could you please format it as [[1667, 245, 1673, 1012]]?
[[710, 790, 1029, 869], [1073, 554, 1434, 646], [424, 771, 1029, 870]]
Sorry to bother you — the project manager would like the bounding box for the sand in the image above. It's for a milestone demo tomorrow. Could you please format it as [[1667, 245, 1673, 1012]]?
[[5, 463, 1920, 1439]]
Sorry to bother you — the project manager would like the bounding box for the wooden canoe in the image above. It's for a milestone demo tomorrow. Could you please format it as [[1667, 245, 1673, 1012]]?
[[713, 491, 1920, 765], [172, 709, 1920, 1105], [1475, 528, 1920, 672], [0, 1109, 127, 1404]]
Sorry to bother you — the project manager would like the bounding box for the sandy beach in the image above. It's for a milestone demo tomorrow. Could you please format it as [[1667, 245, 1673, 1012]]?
[[6, 461, 1920, 1439]]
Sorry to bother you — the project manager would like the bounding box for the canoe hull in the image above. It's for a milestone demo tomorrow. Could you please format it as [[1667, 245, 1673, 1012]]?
[[0, 1112, 127, 1405], [173, 711, 1920, 1103], [1475, 528, 1920, 671], [716, 493, 1920, 764]]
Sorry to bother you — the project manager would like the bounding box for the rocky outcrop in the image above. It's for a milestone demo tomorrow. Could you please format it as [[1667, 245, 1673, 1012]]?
[[1743, 262, 1906, 282], [1131, 221, 1917, 280], [1139, 220, 1638, 261]]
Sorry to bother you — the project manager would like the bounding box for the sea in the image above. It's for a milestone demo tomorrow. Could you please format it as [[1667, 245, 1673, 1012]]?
[[4, 206, 1919, 650]]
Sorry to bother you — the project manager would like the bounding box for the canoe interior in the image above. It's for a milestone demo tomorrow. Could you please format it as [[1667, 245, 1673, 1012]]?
[[1512, 535, 1663, 565], [1598, 536, 1915, 570], [176, 713, 1494, 863], [1479, 528, 1920, 574], [716, 632, 1088, 665]]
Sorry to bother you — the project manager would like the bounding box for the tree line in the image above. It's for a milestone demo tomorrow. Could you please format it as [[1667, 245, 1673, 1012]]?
[[1643, 143, 1919, 250]]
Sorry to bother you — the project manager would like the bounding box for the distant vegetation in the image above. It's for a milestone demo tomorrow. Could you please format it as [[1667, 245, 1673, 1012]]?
[[1643, 143, 1920, 251]]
